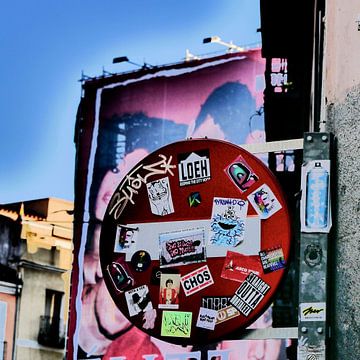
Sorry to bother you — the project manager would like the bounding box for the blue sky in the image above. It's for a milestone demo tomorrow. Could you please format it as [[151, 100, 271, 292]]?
[[0, 0, 261, 204]]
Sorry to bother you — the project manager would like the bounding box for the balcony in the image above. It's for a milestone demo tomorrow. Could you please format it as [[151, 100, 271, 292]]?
[[37, 315, 65, 349]]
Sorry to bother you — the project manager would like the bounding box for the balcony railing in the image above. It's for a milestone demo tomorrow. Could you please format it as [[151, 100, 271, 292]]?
[[37, 315, 65, 349]]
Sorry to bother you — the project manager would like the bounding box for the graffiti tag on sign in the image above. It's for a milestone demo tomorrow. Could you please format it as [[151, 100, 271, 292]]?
[[108, 154, 176, 219]]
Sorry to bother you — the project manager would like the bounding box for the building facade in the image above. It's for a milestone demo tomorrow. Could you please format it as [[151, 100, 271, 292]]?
[[0, 198, 73, 360]]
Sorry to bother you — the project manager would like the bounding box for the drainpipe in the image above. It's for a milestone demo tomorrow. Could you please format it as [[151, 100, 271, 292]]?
[[12, 272, 22, 360]]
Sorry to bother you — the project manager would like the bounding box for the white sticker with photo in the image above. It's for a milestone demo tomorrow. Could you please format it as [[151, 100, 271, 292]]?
[[196, 307, 218, 330], [247, 184, 282, 219], [125, 285, 153, 317], [209, 197, 248, 247], [146, 176, 175, 216], [159, 273, 181, 309]]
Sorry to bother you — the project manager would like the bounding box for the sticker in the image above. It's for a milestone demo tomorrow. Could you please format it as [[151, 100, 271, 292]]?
[[142, 308, 157, 330], [106, 261, 134, 292], [229, 272, 270, 316], [216, 305, 240, 324], [150, 267, 179, 285], [298, 340, 326, 360], [114, 224, 138, 253], [209, 197, 248, 247], [221, 251, 262, 282], [300, 160, 331, 233], [300, 302, 326, 322], [161, 311, 192, 338], [159, 273, 181, 309], [125, 217, 261, 262], [196, 307, 217, 330], [188, 192, 202, 207], [146, 176, 175, 216], [248, 184, 282, 219], [180, 265, 214, 296], [225, 155, 259, 192], [202, 296, 231, 310], [159, 227, 206, 268], [125, 285, 153, 317], [178, 149, 211, 187], [131, 250, 151, 272], [259, 247, 286, 273]]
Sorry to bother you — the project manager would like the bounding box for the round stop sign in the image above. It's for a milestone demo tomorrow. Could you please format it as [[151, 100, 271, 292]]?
[[100, 138, 291, 345]]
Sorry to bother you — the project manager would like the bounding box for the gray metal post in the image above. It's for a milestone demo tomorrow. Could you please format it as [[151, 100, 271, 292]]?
[[297, 132, 333, 360]]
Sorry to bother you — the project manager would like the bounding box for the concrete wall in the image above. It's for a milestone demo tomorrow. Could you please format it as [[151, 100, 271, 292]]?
[[324, 0, 360, 358], [326, 86, 360, 360]]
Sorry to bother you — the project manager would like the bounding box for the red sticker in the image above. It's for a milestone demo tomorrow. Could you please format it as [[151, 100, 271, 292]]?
[[221, 251, 262, 283]]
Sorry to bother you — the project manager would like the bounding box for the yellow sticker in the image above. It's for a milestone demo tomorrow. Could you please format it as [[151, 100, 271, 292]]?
[[161, 311, 192, 338]]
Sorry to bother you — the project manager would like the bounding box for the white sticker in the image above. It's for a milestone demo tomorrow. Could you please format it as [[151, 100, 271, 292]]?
[[146, 176, 174, 216], [209, 197, 248, 247], [159, 227, 206, 268], [180, 265, 214, 296], [113, 224, 138, 254], [300, 302, 326, 322], [124, 285, 153, 317], [247, 184, 282, 219], [196, 307, 217, 330]]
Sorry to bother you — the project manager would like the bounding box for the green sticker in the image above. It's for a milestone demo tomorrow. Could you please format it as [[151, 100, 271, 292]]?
[[161, 311, 192, 338]]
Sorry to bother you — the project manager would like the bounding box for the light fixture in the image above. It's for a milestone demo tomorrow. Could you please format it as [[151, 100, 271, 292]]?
[[112, 56, 153, 69], [203, 36, 244, 52]]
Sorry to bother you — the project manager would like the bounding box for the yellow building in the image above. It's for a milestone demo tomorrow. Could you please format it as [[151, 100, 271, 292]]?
[[0, 198, 73, 360]]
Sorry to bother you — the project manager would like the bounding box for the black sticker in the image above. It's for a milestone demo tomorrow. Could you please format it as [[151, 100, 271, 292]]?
[[201, 296, 231, 310], [150, 266, 180, 285], [188, 192, 202, 207], [230, 272, 270, 316], [106, 261, 134, 292], [131, 250, 151, 272], [259, 247, 286, 273], [178, 149, 211, 187]]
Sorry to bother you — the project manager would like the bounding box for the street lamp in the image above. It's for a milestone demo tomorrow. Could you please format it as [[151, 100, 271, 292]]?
[[203, 36, 245, 52], [112, 56, 152, 69]]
